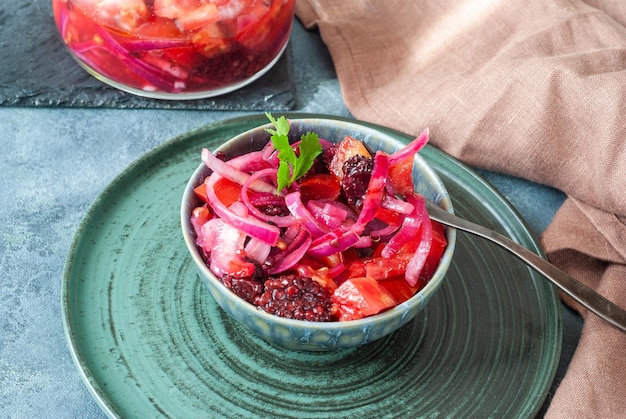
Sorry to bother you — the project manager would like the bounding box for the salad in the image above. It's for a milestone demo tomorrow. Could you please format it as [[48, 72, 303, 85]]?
[[190, 115, 447, 322], [52, 0, 295, 96]]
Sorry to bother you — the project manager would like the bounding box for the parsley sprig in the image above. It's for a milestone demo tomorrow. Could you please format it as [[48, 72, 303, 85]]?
[[265, 113, 322, 194]]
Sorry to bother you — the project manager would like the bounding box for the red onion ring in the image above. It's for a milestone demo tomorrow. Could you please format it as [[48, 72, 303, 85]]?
[[204, 173, 280, 245], [202, 148, 276, 194]]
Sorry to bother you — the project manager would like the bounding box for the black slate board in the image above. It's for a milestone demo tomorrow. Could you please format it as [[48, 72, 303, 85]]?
[[0, 1, 297, 110]]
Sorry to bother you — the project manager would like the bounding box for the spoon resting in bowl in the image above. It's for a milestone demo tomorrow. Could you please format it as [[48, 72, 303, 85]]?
[[425, 200, 626, 333]]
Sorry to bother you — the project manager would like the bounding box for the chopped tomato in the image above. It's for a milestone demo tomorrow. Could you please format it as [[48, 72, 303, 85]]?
[[194, 176, 242, 207], [365, 254, 414, 280], [378, 275, 421, 303], [388, 153, 415, 197], [374, 206, 404, 227], [343, 259, 366, 279], [72, 0, 149, 32], [213, 177, 242, 207], [343, 251, 412, 281], [342, 220, 447, 293], [299, 173, 341, 202], [332, 277, 397, 321], [193, 182, 209, 203]]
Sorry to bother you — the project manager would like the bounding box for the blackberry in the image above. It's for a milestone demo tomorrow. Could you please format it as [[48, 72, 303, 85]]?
[[341, 154, 373, 209], [222, 275, 264, 305], [254, 275, 336, 322]]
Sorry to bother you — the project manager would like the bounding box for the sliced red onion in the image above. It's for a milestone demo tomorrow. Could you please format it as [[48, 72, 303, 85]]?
[[388, 127, 429, 166], [369, 223, 401, 240], [381, 207, 423, 259], [268, 229, 312, 274], [202, 148, 276, 194], [227, 151, 272, 172], [261, 140, 280, 168], [354, 151, 389, 231], [327, 263, 345, 278], [204, 173, 280, 245], [229, 201, 248, 216], [248, 192, 285, 207], [90, 25, 180, 92], [284, 191, 328, 237], [353, 235, 373, 249], [322, 201, 349, 220], [404, 194, 432, 286], [282, 223, 302, 244], [315, 199, 356, 221], [381, 193, 414, 215], [305, 200, 345, 230], [307, 229, 361, 258], [240, 168, 295, 227]]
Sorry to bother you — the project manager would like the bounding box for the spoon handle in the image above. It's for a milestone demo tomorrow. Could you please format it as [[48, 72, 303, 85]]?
[[425, 200, 626, 333]]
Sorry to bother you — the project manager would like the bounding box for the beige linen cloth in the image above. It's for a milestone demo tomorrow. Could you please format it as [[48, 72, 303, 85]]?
[[295, 0, 626, 417]]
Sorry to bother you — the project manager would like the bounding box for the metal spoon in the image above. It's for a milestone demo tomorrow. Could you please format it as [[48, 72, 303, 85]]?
[[425, 200, 626, 333]]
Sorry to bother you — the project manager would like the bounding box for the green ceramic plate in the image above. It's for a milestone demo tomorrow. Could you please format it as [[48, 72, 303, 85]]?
[[63, 114, 562, 418]]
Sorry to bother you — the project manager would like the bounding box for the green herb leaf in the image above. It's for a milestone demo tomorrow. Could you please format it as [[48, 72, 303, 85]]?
[[293, 131, 322, 181], [276, 160, 291, 194], [265, 113, 323, 194], [265, 112, 291, 139]]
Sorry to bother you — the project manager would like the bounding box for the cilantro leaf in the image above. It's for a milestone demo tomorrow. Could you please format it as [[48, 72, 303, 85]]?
[[265, 112, 291, 138], [265, 113, 323, 194], [276, 160, 291, 194], [293, 131, 322, 181]]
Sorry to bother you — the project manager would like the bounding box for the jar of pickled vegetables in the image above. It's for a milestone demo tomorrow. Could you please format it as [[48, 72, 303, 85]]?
[[52, 0, 296, 99]]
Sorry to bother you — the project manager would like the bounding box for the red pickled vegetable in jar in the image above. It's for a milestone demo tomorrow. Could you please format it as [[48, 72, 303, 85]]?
[[51, 0, 296, 99]]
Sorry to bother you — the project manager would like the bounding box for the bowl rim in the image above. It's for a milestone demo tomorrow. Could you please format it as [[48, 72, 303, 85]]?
[[181, 117, 457, 331]]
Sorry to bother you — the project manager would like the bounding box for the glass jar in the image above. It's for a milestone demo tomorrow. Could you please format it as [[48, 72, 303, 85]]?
[[52, 0, 296, 99]]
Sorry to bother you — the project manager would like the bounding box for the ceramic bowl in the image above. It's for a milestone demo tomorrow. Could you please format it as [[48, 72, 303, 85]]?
[[181, 118, 456, 351]]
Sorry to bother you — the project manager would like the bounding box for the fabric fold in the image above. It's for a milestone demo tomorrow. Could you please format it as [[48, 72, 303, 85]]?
[[296, 0, 626, 416]]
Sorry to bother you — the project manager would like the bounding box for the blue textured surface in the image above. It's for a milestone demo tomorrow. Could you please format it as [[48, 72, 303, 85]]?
[[0, 19, 578, 418]]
